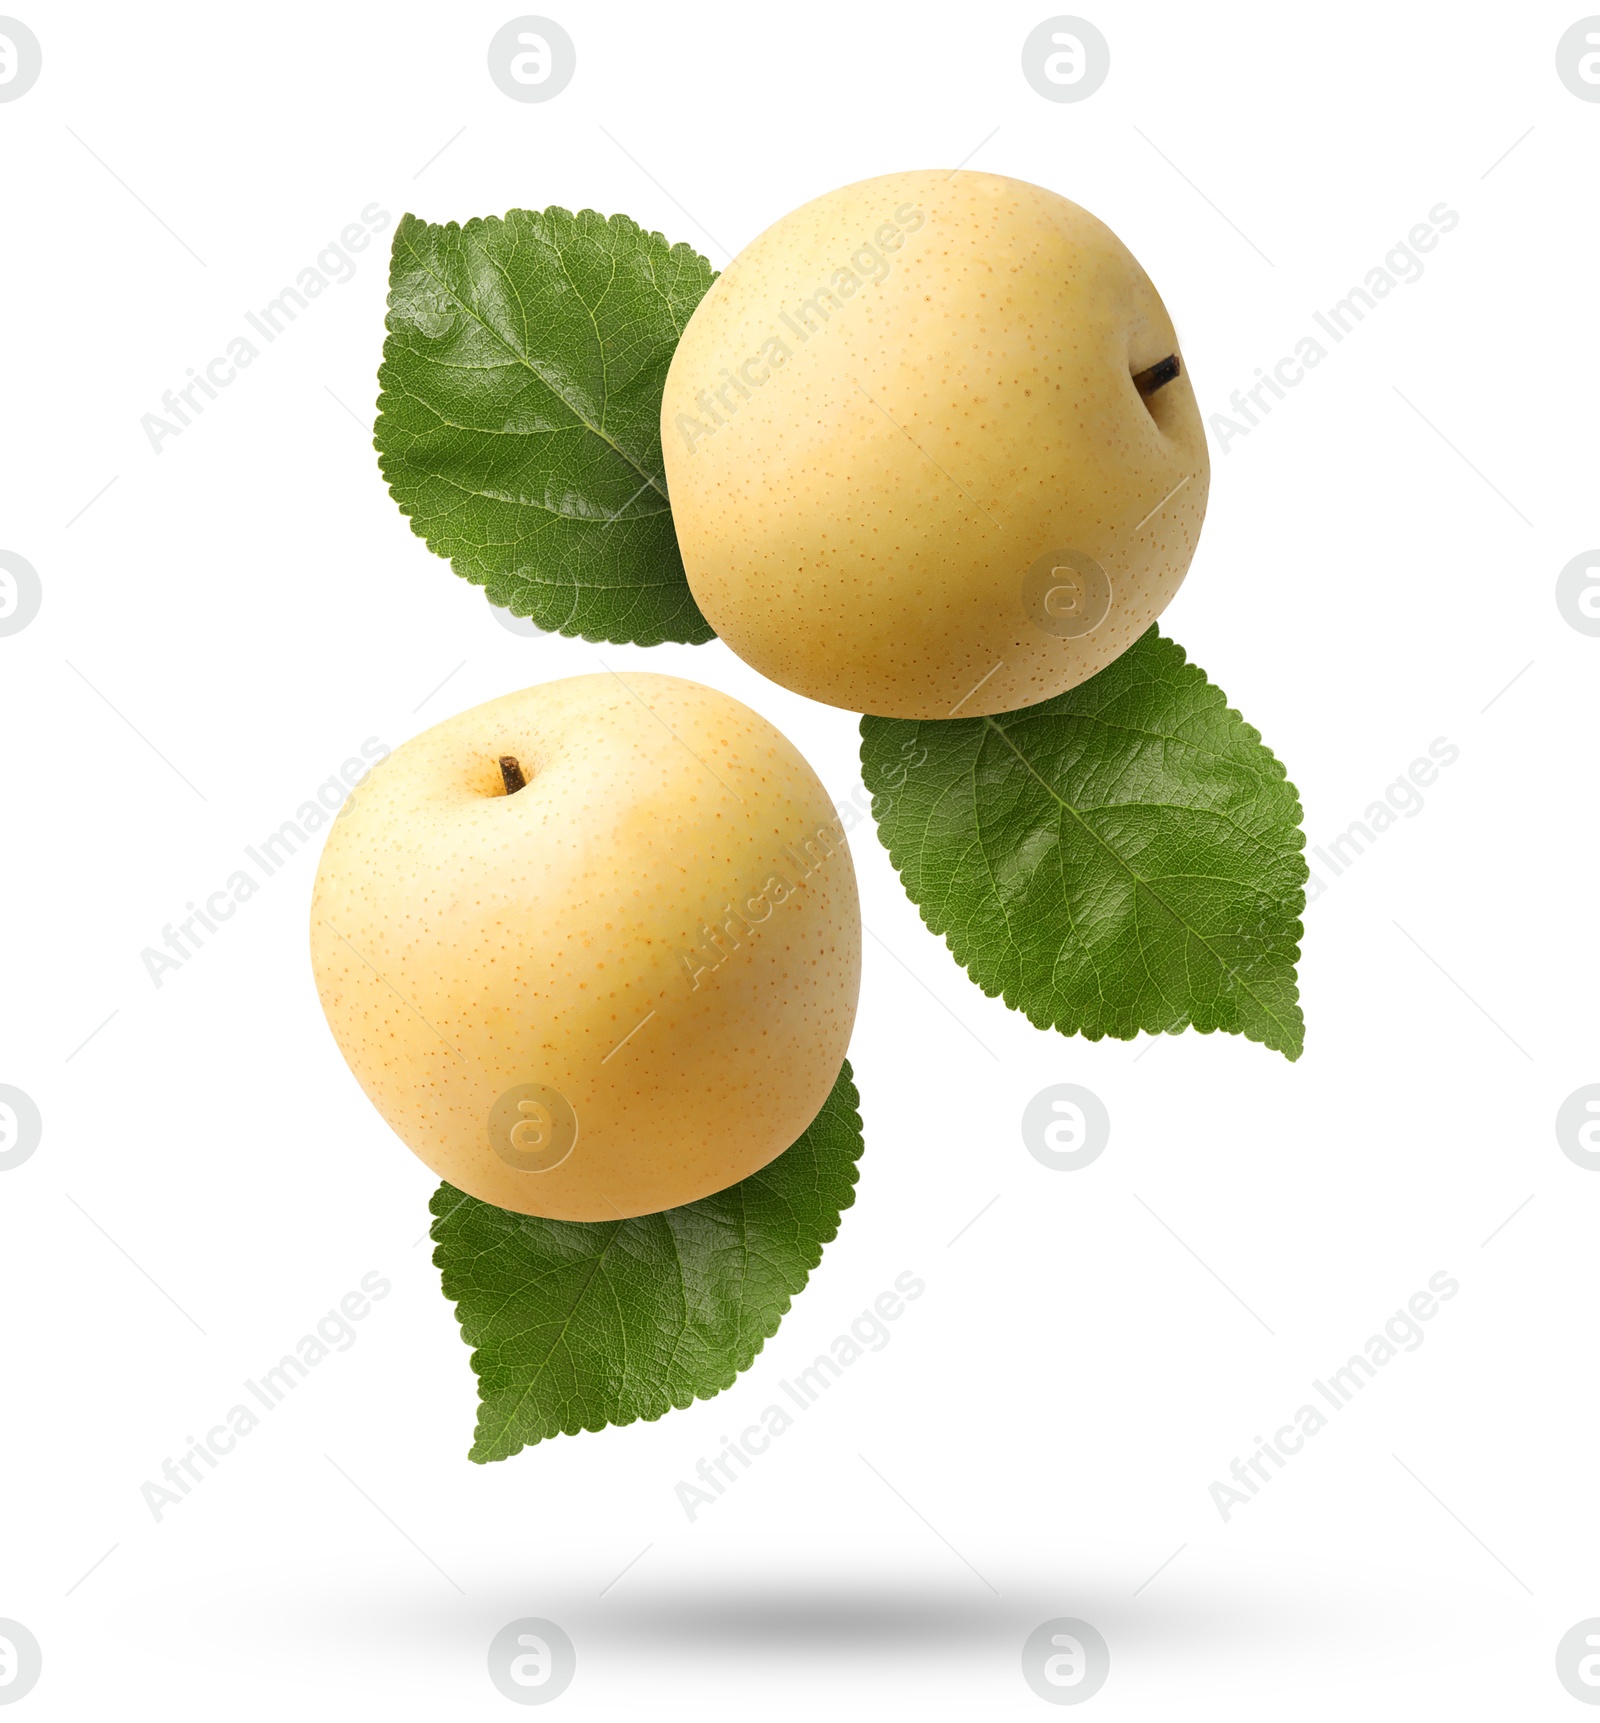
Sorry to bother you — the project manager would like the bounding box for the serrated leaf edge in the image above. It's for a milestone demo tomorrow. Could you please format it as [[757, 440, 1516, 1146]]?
[[863, 634, 1308, 1059], [373, 205, 717, 647], [431, 1066, 864, 1461]]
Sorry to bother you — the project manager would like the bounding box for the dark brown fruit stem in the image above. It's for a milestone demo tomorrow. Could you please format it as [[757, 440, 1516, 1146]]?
[[1133, 355, 1181, 396], [499, 755, 528, 795]]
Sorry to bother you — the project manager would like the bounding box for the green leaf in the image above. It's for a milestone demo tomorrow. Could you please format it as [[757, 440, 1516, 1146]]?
[[861, 631, 1307, 1059], [376, 207, 716, 646], [432, 1062, 864, 1462]]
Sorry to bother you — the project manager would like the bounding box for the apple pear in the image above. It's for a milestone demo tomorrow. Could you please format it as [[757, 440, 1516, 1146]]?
[[310, 673, 860, 1220], [661, 169, 1209, 719]]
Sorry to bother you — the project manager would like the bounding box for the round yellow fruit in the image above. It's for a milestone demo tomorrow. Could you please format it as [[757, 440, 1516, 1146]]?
[[662, 170, 1210, 719], [310, 673, 860, 1220]]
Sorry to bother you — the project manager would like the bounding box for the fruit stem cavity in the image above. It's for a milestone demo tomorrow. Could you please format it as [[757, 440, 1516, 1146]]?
[[1133, 355, 1180, 397], [498, 755, 528, 795]]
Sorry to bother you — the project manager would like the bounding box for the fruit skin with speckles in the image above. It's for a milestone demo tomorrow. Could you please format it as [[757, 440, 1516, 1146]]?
[[661, 170, 1210, 719], [310, 673, 860, 1220]]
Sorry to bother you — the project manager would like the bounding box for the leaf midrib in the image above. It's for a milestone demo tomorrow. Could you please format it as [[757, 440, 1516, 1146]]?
[[396, 221, 669, 502], [480, 1220, 625, 1452], [979, 716, 1300, 1049]]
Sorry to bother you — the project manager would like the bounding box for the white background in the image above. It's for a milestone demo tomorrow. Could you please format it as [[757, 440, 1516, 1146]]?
[[2, 2, 1597, 1716]]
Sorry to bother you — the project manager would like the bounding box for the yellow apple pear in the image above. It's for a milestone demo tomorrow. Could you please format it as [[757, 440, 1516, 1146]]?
[[310, 673, 860, 1220], [661, 169, 1209, 719]]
